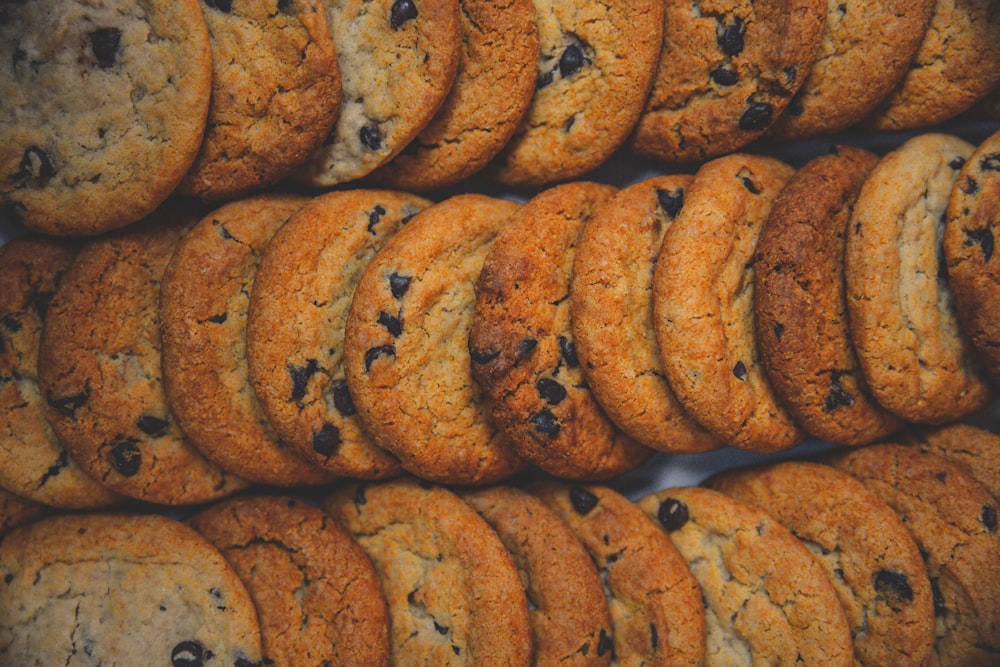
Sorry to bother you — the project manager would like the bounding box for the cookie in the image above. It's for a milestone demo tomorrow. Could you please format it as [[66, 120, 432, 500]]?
[[825, 444, 1000, 666], [295, 0, 462, 187], [944, 127, 1000, 383], [0, 512, 262, 666], [569, 175, 722, 454], [707, 461, 936, 667], [0, 0, 213, 236], [651, 153, 805, 452], [845, 133, 994, 425], [160, 193, 336, 488], [865, 0, 1000, 131], [343, 194, 527, 485], [637, 486, 855, 667], [0, 487, 47, 537], [897, 421, 1000, 501], [532, 482, 707, 667], [38, 203, 250, 506], [461, 485, 614, 667], [178, 0, 341, 202], [469, 182, 654, 480], [247, 189, 431, 480], [765, 0, 935, 141], [366, 0, 539, 191], [322, 478, 533, 665], [486, 0, 665, 187], [0, 235, 124, 510], [753, 146, 904, 446], [628, 0, 826, 163], [188, 494, 390, 667]]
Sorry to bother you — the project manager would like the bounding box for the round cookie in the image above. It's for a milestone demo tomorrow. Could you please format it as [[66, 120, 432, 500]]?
[[0, 487, 47, 537], [188, 494, 391, 667], [825, 444, 1000, 666], [569, 175, 722, 454], [469, 182, 654, 480], [366, 0, 539, 191], [944, 127, 1000, 383], [178, 0, 341, 202], [322, 478, 533, 666], [637, 486, 855, 667], [160, 193, 336, 488], [0, 0, 212, 236], [532, 482, 707, 667], [461, 485, 614, 667], [343, 194, 527, 486], [0, 512, 263, 666], [865, 0, 1000, 131], [247, 189, 431, 480], [753, 146, 904, 446], [295, 0, 462, 187], [485, 0, 665, 187], [845, 133, 994, 425], [897, 421, 1000, 501], [651, 153, 805, 452], [765, 0, 935, 141], [37, 204, 250, 506], [628, 0, 826, 164], [706, 461, 936, 667], [0, 235, 124, 510]]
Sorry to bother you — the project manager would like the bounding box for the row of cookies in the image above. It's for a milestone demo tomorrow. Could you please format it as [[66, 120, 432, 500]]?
[[4, 0, 1000, 238], [1, 426, 997, 665]]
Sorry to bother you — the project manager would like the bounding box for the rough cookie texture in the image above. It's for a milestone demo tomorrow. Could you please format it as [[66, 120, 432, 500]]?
[[652, 153, 804, 452], [38, 203, 249, 506], [323, 478, 533, 666], [486, 0, 665, 187], [247, 189, 431, 479], [188, 494, 391, 667], [0, 0, 213, 235], [533, 482, 707, 667], [637, 486, 855, 667], [898, 421, 1000, 502], [570, 174, 721, 454], [462, 485, 613, 667], [826, 444, 1000, 667], [296, 0, 461, 186], [0, 513, 263, 666], [160, 194, 335, 488], [367, 0, 539, 191], [754, 146, 903, 445], [845, 133, 994, 425], [707, 461, 936, 667], [629, 0, 826, 163], [344, 194, 526, 485], [179, 0, 341, 202], [469, 182, 654, 479], [944, 127, 1000, 383]]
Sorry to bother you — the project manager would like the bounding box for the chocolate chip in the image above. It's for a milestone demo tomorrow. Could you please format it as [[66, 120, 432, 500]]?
[[360, 124, 383, 151], [657, 497, 689, 532], [109, 440, 141, 477], [531, 408, 560, 437], [564, 116, 576, 133], [364, 345, 395, 372], [0, 314, 20, 332], [277, 0, 293, 13], [949, 156, 966, 170], [784, 65, 798, 85], [980, 154, 1000, 171], [468, 343, 500, 365], [930, 578, 946, 617], [559, 44, 587, 78], [739, 101, 773, 131], [569, 487, 599, 514], [650, 622, 658, 649], [983, 504, 997, 531], [961, 176, 979, 195], [312, 423, 341, 456], [90, 28, 121, 69], [537, 69, 554, 89], [31, 290, 54, 318], [963, 227, 994, 262], [288, 359, 319, 402], [47, 391, 88, 417], [367, 205, 386, 234], [388, 271, 411, 298], [596, 629, 614, 657], [710, 67, 739, 86], [203, 0, 232, 12], [717, 19, 744, 56], [787, 98, 805, 116], [18, 146, 55, 184], [732, 360, 747, 381], [558, 336, 578, 368], [171, 640, 205, 667], [204, 312, 227, 324], [354, 484, 367, 506], [377, 311, 402, 337], [773, 322, 784, 340], [536, 377, 567, 405], [234, 656, 260, 667], [656, 187, 684, 218], [390, 0, 418, 29], [740, 176, 759, 194], [331, 380, 356, 415], [824, 376, 855, 411], [874, 569, 913, 606], [136, 415, 169, 436], [434, 621, 450, 635], [516, 337, 538, 364]]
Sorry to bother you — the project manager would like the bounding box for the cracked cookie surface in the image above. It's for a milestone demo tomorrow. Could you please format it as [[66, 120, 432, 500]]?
[[898, 421, 1000, 500]]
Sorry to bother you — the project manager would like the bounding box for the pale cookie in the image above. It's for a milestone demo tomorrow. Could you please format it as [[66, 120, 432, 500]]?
[[0, 0, 213, 235]]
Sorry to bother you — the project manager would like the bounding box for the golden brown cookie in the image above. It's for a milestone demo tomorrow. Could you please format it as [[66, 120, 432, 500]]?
[[0, 486, 47, 537], [897, 421, 1000, 501]]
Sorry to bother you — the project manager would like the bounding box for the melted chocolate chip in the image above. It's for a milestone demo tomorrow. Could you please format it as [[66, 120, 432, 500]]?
[[657, 497, 689, 532], [980, 154, 1000, 171], [469, 344, 500, 365], [110, 440, 141, 477], [277, 0, 293, 13], [569, 487, 599, 514], [171, 640, 205, 667], [18, 146, 55, 183], [312, 423, 341, 456], [390, 0, 418, 29], [388, 271, 411, 298], [717, 19, 745, 56], [963, 227, 994, 262], [874, 569, 913, 605], [739, 101, 773, 131], [434, 620, 450, 635], [377, 311, 402, 337], [516, 337, 538, 364], [288, 359, 319, 402], [949, 156, 966, 170], [961, 176, 979, 195], [364, 345, 396, 372], [331, 380, 356, 415], [47, 391, 89, 417], [650, 622, 658, 649], [773, 322, 784, 340], [732, 360, 748, 381], [983, 504, 998, 531], [136, 415, 169, 436], [536, 377, 567, 405], [531, 408, 560, 437], [559, 44, 587, 78], [360, 124, 383, 151], [90, 28, 121, 69], [710, 67, 739, 86], [367, 205, 386, 234], [203, 0, 232, 12], [537, 69, 554, 89], [824, 376, 855, 411], [234, 656, 260, 667], [656, 187, 684, 218], [205, 312, 228, 324], [596, 629, 614, 657], [0, 314, 20, 332], [558, 336, 578, 368], [787, 98, 805, 116]]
